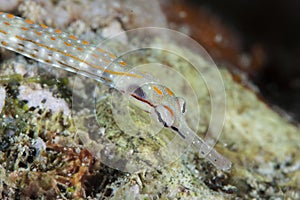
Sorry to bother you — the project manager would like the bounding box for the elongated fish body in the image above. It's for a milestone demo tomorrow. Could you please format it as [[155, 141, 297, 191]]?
[[0, 12, 232, 171], [0, 12, 144, 86]]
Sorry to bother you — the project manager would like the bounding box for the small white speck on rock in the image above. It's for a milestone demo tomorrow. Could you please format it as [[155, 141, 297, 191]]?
[[99, 127, 105, 135], [33, 137, 46, 155], [14, 63, 27, 76], [75, 147, 81, 154], [129, 184, 140, 195], [0, 87, 6, 113]]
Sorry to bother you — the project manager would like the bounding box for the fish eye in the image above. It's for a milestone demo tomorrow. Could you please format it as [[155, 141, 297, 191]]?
[[133, 86, 145, 99], [177, 97, 186, 114]]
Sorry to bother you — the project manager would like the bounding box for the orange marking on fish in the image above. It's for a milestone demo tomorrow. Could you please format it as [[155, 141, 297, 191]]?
[[15, 35, 23, 40], [77, 47, 83, 51], [119, 61, 126, 67], [21, 27, 29, 31], [24, 19, 34, 25], [165, 87, 174, 96], [50, 37, 56, 41], [108, 52, 116, 59], [16, 48, 24, 52], [55, 29, 62, 34], [153, 86, 163, 95], [0, 30, 7, 35], [64, 41, 72, 47], [82, 40, 89, 45], [34, 31, 42, 36], [164, 105, 175, 117], [98, 48, 105, 53], [3, 22, 10, 26], [7, 14, 15, 19], [1, 41, 8, 46], [102, 57, 110, 63], [30, 53, 37, 58], [69, 35, 77, 40], [40, 24, 48, 29], [92, 53, 100, 58]]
